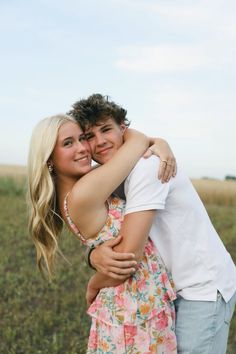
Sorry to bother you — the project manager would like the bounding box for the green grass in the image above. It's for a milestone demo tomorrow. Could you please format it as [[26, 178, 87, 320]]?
[[0, 177, 235, 353], [0, 178, 92, 353]]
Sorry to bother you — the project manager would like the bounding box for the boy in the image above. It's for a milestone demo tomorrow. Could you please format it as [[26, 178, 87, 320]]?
[[69, 94, 236, 353]]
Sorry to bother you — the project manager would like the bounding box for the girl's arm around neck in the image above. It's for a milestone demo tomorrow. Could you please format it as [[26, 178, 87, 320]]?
[[71, 129, 149, 211]]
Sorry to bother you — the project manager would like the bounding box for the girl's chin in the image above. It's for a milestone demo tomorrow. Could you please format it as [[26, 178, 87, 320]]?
[[78, 165, 92, 176]]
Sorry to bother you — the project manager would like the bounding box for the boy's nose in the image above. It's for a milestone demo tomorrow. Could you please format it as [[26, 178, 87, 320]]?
[[96, 134, 106, 146]]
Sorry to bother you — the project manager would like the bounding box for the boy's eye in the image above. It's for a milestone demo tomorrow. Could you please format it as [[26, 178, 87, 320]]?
[[85, 133, 94, 140], [102, 127, 111, 132]]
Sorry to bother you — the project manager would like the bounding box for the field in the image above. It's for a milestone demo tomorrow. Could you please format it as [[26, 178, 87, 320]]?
[[0, 166, 235, 354]]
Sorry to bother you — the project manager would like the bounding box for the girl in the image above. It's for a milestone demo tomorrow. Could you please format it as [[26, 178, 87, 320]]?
[[28, 114, 177, 353]]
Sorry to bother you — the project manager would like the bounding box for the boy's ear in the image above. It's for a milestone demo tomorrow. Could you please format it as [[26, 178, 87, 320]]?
[[120, 123, 127, 134]]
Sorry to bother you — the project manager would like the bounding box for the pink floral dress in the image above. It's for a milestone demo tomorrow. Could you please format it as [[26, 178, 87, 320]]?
[[64, 195, 177, 353]]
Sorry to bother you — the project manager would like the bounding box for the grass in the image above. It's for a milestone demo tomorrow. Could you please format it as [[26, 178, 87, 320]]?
[[192, 178, 236, 207], [0, 174, 235, 353]]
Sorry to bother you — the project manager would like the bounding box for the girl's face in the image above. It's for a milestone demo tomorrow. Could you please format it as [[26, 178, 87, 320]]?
[[51, 121, 92, 179]]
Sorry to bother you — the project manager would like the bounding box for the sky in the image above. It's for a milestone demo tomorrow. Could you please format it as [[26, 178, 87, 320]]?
[[0, 0, 236, 179]]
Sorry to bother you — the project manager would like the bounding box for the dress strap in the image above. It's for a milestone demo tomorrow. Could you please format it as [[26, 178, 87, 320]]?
[[63, 193, 87, 244]]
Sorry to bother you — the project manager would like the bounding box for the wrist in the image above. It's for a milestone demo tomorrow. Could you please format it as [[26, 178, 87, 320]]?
[[84, 245, 96, 270]]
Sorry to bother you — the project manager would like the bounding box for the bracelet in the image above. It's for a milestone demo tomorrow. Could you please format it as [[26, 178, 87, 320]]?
[[84, 245, 96, 270]]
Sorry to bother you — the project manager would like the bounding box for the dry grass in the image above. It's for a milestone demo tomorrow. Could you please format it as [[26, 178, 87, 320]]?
[[0, 165, 235, 206], [0, 164, 26, 176], [192, 178, 236, 207]]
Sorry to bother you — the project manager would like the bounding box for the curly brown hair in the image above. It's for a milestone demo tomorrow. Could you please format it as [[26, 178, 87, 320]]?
[[68, 94, 130, 130]]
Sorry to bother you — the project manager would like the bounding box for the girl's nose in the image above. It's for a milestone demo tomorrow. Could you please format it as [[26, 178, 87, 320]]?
[[76, 140, 87, 152]]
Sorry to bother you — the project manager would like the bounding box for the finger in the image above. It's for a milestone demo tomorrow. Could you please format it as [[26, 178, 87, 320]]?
[[108, 259, 137, 268], [162, 163, 173, 183], [105, 234, 123, 247], [172, 159, 177, 177], [108, 266, 136, 275], [166, 157, 176, 180], [111, 251, 135, 262], [158, 160, 168, 180], [107, 272, 131, 280]]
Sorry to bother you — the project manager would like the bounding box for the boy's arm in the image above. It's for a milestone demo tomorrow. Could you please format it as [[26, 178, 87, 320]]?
[[85, 235, 137, 278], [86, 209, 156, 306]]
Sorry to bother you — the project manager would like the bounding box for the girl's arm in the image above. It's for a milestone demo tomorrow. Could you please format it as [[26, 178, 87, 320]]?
[[145, 138, 177, 182], [86, 209, 156, 306], [67, 129, 149, 236]]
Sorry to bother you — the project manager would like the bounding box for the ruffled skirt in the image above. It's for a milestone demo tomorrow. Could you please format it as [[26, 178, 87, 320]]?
[[86, 240, 177, 353]]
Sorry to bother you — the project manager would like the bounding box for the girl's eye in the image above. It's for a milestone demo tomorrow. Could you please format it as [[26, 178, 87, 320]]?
[[64, 140, 72, 146]]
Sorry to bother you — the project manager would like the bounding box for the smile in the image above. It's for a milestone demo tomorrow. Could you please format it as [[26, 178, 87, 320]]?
[[97, 147, 112, 155], [75, 156, 90, 162]]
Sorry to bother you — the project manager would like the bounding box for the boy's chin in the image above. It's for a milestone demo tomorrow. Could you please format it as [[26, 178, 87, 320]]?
[[96, 157, 109, 165], [93, 153, 115, 165]]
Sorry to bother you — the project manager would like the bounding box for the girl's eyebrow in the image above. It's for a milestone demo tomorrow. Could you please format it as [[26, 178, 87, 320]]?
[[61, 132, 85, 142], [61, 136, 73, 142]]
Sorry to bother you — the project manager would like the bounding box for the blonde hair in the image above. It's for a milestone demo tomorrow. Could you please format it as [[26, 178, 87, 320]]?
[[27, 114, 77, 278]]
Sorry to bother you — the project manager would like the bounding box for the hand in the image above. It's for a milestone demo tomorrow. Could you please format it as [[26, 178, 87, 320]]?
[[90, 235, 137, 280], [143, 138, 177, 183], [86, 280, 99, 308]]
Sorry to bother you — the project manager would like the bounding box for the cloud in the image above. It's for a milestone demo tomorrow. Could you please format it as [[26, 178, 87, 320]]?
[[147, 85, 236, 140], [110, 0, 236, 43], [115, 45, 210, 73], [144, 2, 210, 25]]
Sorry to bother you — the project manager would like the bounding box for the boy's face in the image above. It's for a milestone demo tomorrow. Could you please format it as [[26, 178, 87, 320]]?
[[85, 117, 126, 164]]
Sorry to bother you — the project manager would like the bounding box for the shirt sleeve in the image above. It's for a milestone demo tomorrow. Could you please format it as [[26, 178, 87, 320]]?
[[124, 156, 170, 215]]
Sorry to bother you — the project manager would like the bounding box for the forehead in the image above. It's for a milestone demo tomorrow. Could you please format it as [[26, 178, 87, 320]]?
[[58, 121, 83, 139], [85, 117, 117, 132]]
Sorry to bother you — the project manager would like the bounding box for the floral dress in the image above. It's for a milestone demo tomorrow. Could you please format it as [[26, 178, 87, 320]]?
[[64, 195, 177, 354]]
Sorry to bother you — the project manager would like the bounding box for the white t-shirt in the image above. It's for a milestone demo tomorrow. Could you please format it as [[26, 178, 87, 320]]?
[[124, 156, 236, 302]]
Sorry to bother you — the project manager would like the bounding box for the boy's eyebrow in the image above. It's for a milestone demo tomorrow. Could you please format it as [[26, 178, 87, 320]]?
[[100, 123, 112, 128], [85, 122, 112, 135]]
